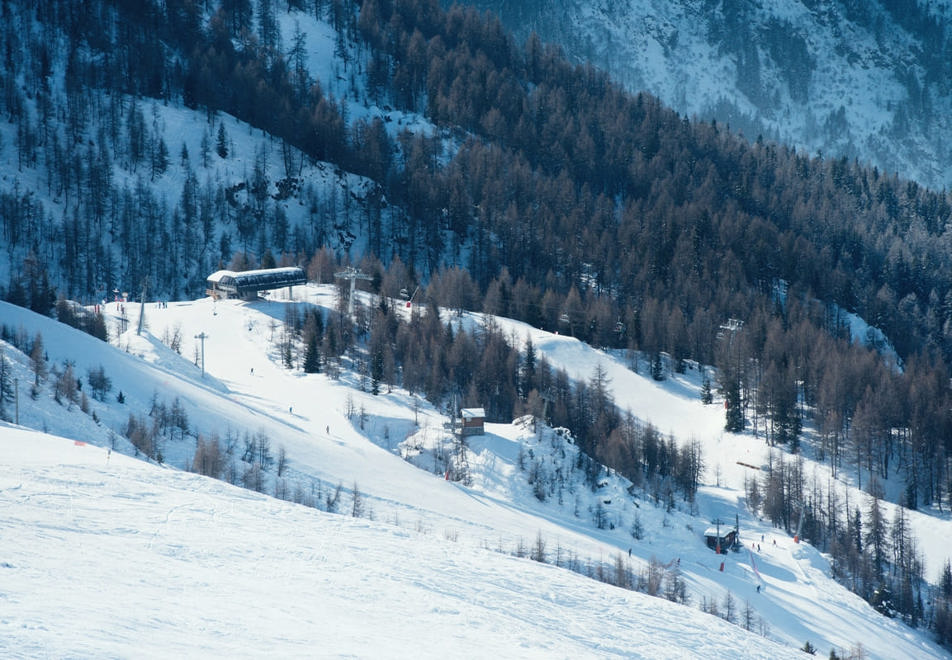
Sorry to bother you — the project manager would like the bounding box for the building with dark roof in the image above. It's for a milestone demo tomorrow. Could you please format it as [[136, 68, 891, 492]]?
[[704, 525, 738, 553], [206, 267, 306, 300]]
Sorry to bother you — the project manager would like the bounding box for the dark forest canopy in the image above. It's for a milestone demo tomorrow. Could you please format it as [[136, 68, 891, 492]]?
[[3, 0, 952, 515]]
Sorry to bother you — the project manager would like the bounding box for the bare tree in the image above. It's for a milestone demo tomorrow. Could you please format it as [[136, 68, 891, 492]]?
[[30, 332, 47, 389], [351, 481, 364, 517]]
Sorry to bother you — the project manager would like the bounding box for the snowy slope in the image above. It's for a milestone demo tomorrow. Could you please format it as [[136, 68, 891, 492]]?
[[2, 289, 950, 657], [2, 425, 808, 659], [485, 311, 952, 578]]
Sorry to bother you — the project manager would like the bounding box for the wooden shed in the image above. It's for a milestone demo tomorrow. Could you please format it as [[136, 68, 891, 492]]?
[[704, 525, 738, 553], [460, 408, 485, 436]]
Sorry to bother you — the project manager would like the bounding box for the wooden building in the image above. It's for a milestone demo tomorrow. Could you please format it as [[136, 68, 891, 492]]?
[[704, 525, 738, 553], [460, 408, 485, 436]]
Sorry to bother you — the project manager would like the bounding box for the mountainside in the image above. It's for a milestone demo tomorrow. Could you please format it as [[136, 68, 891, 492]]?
[[5, 1, 952, 651], [2, 289, 948, 658], [460, 0, 952, 191]]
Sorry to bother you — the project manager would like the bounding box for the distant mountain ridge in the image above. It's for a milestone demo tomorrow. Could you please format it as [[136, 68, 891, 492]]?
[[459, 0, 952, 191]]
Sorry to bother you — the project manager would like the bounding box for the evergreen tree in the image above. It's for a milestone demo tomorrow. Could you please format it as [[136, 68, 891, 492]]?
[[651, 352, 665, 381], [701, 374, 713, 404], [216, 122, 229, 158], [370, 343, 384, 395], [520, 335, 537, 398], [724, 377, 744, 432], [151, 136, 169, 180], [866, 493, 887, 580], [303, 332, 321, 374]]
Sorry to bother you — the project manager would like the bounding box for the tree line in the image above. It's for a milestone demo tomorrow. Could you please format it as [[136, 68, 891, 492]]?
[[746, 450, 931, 628], [279, 254, 706, 504]]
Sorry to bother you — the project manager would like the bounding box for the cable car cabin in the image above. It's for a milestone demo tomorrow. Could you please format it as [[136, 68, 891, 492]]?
[[206, 267, 306, 300], [704, 526, 738, 553]]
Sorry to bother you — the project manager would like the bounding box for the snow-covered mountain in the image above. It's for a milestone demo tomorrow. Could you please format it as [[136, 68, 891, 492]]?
[[461, 0, 952, 191], [0, 3, 437, 298], [2, 1, 952, 653], [2, 289, 948, 658]]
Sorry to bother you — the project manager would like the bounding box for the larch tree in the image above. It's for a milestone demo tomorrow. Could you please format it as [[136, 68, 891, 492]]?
[[29, 332, 46, 390]]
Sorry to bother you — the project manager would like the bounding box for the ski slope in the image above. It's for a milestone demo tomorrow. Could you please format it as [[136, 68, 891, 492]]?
[[2, 426, 805, 659], [1, 289, 949, 658]]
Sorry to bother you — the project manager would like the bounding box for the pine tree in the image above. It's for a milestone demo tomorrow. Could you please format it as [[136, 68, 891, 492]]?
[[151, 136, 169, 180], [520, 335, 537, 398], [651, 352, 665, 381], [216, 122, 229, 158], [724, 377, 744, 432], [370, 345, 384, 395], [700, 374, 713, 404], [866, 493, 887, 580], [303, 332, 321, 373], [200, 129, 210, 167]]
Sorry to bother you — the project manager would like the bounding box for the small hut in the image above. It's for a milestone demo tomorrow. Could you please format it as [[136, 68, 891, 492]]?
[[704, 524, 738, 553], [460, 408, 485, 436]]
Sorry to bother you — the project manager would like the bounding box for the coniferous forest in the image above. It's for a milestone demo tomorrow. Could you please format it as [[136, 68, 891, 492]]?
[[5, 0, 952, 634]]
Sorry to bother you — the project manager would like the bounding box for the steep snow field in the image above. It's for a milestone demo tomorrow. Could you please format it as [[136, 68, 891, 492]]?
[[1, 288, 949, 657]]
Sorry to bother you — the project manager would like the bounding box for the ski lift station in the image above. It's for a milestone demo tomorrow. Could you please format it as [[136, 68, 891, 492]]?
[[205, 267, 306, 300]]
